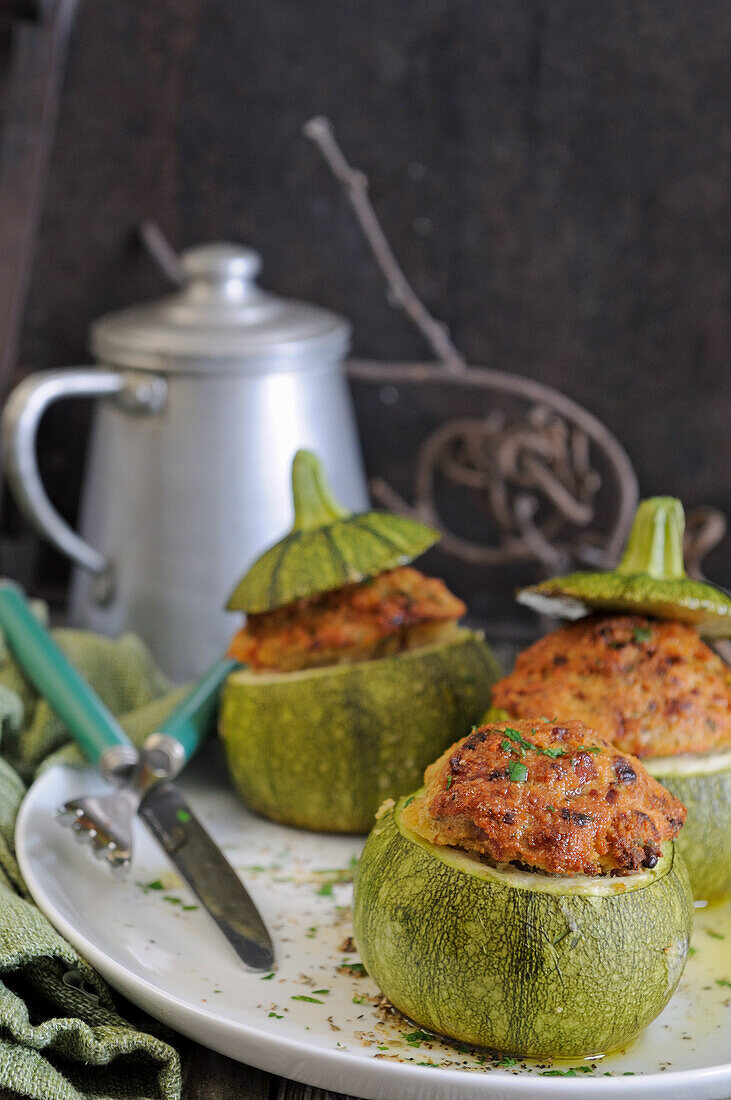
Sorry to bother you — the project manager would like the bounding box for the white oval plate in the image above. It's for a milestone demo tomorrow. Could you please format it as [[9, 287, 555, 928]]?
[[16, 751, 731, 1100]]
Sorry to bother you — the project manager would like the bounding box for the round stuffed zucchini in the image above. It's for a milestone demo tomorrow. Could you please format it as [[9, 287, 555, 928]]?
[[221, 449, 500, 833], [501, 496, 731, 901], [220, 629, 497, 832], [353, 795, 693, 1058]]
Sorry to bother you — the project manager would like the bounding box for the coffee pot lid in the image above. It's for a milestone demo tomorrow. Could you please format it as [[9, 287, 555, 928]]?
[[90, 243, 350, 373]]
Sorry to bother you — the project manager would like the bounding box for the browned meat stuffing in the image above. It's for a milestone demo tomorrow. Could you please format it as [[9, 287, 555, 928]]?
[[401, 719, 686, 877], [491, 615, 731, 758], [228, 566, 465, 672]]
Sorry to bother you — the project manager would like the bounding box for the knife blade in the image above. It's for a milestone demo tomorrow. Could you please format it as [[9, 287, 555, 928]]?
[[139, 781, 275, 971]]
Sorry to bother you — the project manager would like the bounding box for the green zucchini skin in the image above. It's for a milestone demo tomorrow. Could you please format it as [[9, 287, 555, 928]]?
[[353, 799, 693, 1059], [219, 630, 499, 833], [518, 572, 731, 636], [227, 511, 440, 614], [647, 757, 731, 902]]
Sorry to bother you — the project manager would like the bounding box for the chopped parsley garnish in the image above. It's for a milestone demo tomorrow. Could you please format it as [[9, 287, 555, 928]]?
[[508, 760, 528, 783], [540, 1066, 594, 1076], [161, 895, 197, 910], [268, 1011, 283, 1018], [291, 994, 324, 1004], [314, 864, 355, 878], [312, 988, 330, 995], [446, 775, 452, 790], [352, 994, 367, 1004], [632, 625, 652, 643], [497, 1056, 517, 1066], [502, 727, 536, 754], [708, 930, 725, 940], [340, 961, 367, 975], [306, 926, 317, 938], [261, 972, 275, 980], [716, 978, 731, 988], [175, 808, 191, 823], [311, 859, 358, 894], [403, 795, 416, 807], [688, 946, 697, 956], [139, 879, 164, 891], [403, 1029, 432, 1046], [500, 725, 601, 762], [546, 805, 555, 812]]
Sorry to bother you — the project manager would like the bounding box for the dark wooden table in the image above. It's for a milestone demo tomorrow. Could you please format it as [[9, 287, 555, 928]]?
[[179, 1035, 353, 1100]]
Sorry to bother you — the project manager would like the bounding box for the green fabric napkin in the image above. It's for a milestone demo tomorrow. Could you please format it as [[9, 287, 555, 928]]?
[[0, 624, 191, 1100]]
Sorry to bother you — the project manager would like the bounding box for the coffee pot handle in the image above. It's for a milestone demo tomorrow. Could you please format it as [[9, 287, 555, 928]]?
[[1, 369, 166, 593]]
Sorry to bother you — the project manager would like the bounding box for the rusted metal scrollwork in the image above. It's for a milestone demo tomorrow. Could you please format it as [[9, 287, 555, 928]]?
[[348, 360, 638, 574], [374, 409, 599, 573], [350, 360, 726, 577]]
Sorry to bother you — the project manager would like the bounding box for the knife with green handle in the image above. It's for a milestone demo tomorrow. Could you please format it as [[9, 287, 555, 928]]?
[[0, 581, 275, 970]]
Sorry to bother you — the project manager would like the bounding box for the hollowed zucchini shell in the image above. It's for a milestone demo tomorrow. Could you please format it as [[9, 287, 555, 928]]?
[[518, 497, 731, 638], [645, 750, 731, 902], [219, 629, 499, 833], [227, 450, 439, 613], [353, 796, 693, 1058]]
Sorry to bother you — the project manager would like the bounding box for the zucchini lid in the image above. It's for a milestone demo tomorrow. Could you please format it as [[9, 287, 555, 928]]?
[[517, 496, 731, 637], [226, 450, 439, 613]]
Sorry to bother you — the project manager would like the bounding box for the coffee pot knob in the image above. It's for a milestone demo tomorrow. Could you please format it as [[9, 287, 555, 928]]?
[[180, 243, 263, 284]]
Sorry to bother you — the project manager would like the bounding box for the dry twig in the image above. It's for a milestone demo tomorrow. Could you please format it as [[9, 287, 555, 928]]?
[[303, 116, 466, 372]]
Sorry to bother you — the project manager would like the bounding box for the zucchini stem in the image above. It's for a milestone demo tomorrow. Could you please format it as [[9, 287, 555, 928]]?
[[291, 450, 350, 531], [616, 497, 687, 580]]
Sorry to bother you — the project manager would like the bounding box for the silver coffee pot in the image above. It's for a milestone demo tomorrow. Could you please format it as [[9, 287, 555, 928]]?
[[2, 243, 369, 680]]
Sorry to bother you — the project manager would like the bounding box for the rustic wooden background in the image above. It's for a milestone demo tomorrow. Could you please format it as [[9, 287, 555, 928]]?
[[0, 4, 728, 1097], [1, 0, 729, 597]]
